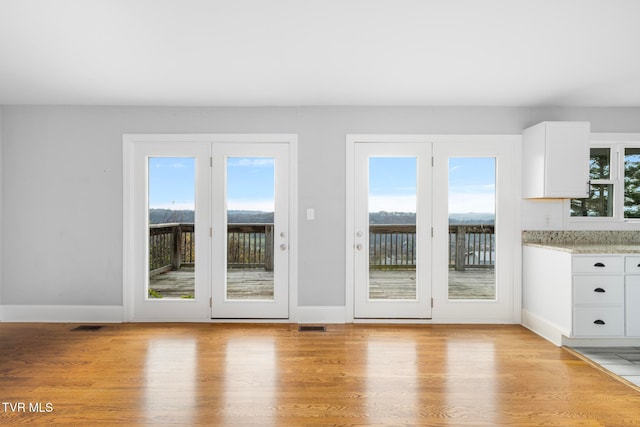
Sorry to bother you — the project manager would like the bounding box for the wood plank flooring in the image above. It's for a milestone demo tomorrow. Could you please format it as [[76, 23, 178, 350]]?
[[2, 323, 640, 426]]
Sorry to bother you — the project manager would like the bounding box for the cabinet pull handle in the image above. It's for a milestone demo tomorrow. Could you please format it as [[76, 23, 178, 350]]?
[[594, 320, 606, 325], [594, 288, 606, 293], [637, 263, 640, 267], [593, 262, 605, 267]]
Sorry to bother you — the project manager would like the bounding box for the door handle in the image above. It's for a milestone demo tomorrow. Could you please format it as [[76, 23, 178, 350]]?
[[356, 244, 363, 251], [280, 243, 287, 251]]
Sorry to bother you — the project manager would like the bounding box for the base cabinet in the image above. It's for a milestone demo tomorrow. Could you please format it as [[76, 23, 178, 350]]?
[[572, 255, 625, 337], [626, 276, 640, 336], [523, 247, 640, 341]]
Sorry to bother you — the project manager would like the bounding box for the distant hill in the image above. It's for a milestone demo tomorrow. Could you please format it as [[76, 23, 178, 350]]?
[[448, 212, 495, 225], [149, 209, 274, 224], [369, 211, 416, 224], [369, 211, 494, 225], [149, 209, 493, 225]]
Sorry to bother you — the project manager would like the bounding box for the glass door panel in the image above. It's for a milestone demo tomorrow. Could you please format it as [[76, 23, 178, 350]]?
[[353, 142, 431, 319], [226, 157, 276, 300], [368, 157, 417, 300], [147, 157, 196, 300], [129, 139, 210, 322], [447, 157, 496, 300], [211, 143, 289, 319]]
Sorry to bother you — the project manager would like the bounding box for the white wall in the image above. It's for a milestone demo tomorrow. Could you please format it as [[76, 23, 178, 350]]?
[[1, 106, 640, 310], [0, 108, 3, 315]]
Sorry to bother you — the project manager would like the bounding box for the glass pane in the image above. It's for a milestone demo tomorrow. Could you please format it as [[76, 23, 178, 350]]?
[[226, 157, 275, 300], [570, 184, 613, 217], [368, 157, 417, 300], [147, 157, 196, 299], [448, 158, 496, 300], [625, 148, 640, 218], [590, 148, 610, 180]]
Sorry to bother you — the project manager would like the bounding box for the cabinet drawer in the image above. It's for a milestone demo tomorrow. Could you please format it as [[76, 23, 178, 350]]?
[[573, 275, 624, 305], [625, 256, 640, 273], [572, 256, 624, 273], [573, 307, 625, 336]]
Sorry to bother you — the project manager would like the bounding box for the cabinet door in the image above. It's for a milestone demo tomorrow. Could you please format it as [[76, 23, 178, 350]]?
[[544, 122, 590, 198], [522, 121, 590, 198], [626, 276, 640, 336]]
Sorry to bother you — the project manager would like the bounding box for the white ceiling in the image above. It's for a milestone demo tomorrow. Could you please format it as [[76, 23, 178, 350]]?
[[1, 0, 639, 107]]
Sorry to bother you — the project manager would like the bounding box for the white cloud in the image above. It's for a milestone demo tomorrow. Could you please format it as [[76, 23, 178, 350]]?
[[227, 199, 275, 212], [449, 193, 495, 214], [149, 202, 195, 210], [369, 195, 416, 213], [369, 193, 494, 214], [228, 158, 274, 167]]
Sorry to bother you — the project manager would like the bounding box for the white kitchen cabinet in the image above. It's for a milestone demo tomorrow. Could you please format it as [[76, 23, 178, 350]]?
[[522, 121, 590, 198], [572, 255, 625, 337], [523, 247, 639, 344], [626, 277, 640, 336], [625, 256, 640, 336]]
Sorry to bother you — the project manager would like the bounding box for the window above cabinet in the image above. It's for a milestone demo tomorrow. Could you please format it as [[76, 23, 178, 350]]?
[[569, 134, 640, 223]]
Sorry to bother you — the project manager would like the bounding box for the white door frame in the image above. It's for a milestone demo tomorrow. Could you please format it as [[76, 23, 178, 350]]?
[[123, 134, 298, 322], [346, 134, 521, 323]]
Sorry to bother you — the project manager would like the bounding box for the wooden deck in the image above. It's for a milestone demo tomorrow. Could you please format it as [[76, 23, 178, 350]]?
[[149, 267, 274, 299], [150, 268, 495, 300]]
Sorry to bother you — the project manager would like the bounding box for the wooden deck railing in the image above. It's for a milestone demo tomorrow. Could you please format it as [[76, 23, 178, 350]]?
[[227, 223, 274, 271], [369, 224, 495, 271], [447, 224, 495, 270], [149, 223, 194, 275], [149, 223, 273, 275], [150, 222, 494, 275]]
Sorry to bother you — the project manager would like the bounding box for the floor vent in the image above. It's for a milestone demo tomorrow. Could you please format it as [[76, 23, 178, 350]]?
[[298, 325, 326, 332], [71, 325, 103, 332]]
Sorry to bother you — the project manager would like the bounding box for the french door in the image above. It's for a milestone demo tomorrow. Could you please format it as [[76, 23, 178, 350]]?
[[125, 135, 293, 321], [211, 143, 289, 318], [348, 135, 518, 323], [353, 141, 432, 319]]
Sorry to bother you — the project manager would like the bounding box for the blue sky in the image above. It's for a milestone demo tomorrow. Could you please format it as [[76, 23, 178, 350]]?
[[148, 157, 274, 211], [148, 156, 495, 214], [448, 157, 496, 214], [368, 157, 495, 214]]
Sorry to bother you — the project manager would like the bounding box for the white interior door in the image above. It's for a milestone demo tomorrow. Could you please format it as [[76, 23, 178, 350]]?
[[211, 143, 290, 318], [353, 142, 432, 319]]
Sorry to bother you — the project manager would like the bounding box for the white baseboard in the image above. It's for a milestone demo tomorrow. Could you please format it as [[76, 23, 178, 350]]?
[[0, 305, 124, 323], [296, 306, 346, 324], [521, 309, 568, 346]]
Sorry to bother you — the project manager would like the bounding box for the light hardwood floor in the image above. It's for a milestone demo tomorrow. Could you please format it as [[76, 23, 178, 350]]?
[[2, 323, 640, 426]]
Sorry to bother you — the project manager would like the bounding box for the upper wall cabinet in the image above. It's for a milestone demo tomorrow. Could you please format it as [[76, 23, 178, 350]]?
[[522, 121, 590, 199]]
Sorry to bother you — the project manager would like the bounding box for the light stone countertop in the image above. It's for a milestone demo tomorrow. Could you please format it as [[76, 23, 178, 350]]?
[[523, 242, 640, 254]]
